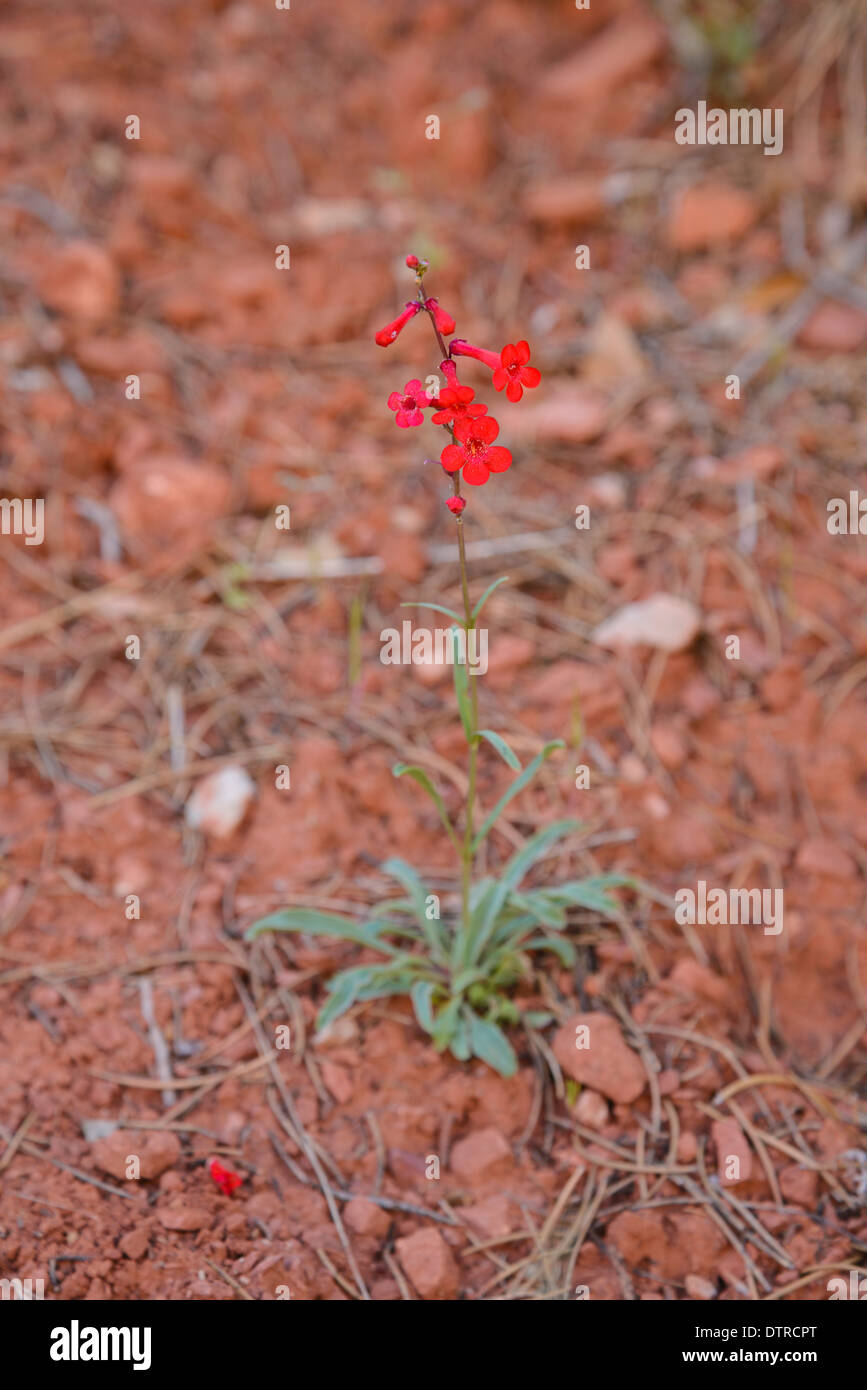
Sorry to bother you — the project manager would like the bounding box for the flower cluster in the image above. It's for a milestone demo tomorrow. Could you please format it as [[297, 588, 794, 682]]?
[[375, 255, 540, 510]]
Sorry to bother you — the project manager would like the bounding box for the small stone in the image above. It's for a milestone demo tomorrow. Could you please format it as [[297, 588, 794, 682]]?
[[779, 1164, 819, 1206], [712, 1118, 753, 1185], [320, 1060, 353, 1106], [92, 1129, 181, 1182], [158, 1204, 211, 1232], [461, 1195, 520, 1240], [667, 182, 758, 253], [593, 594, 701, 653], [573, 1088, 609, 1131], [395, 1227, 460, 1300], [552, 1013, 646, 1104], [795, 838, 857, 880], [450, 1127, 514, 1184], [797, 300, 867, 353], [119, 1228, 150, 1261], [685, 1273, 717, 1300], [185, 766, 256, 838], [343, 1197, 389, 1239]]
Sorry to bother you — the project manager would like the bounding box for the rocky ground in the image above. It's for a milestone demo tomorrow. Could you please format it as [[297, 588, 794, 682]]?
[[0, 0, 865, 1300]]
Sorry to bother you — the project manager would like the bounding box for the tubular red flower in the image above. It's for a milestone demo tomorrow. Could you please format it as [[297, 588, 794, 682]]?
[[431, 362, 487, 426], [425, 297, 456, 335], [387, 378, 432, 428], [440, 415, 512, 486], [449, 339, 501, 371], [209, 1158, 243, 1196], [492, 340, 541, 402], [375, 301, 422, 347]]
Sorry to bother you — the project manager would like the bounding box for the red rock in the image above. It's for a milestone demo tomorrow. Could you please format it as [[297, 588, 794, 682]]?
[[795, 838, 857, 880], [158, 1204, 211, 1232], [461, 1195, 520, 1240], [320, 1060, 354, 1106], [667, 182, 758, 253], [523, 175, 607, 225], [509, 386, 607, 443], [450, 1127, 514, 1184], [552, 1012, 646, 1104], [395, 1227, 460, 1300], [779, 1164, 819, 1206], [667, 958, 730, 1007], [540, 12, 666, 103], [37, 241, 120, 321], [573, 1088, 609, 1130], [711, 1118, 753, 1185], [797, 300, 867, 353], [650, 724, 688, 770], [92, 1129, 181, 1181], [343, 1197, 389, 1238], [110, 454, 233, 554], [677, 1131, 698, 1162], [119, 1228, 150, 1260]]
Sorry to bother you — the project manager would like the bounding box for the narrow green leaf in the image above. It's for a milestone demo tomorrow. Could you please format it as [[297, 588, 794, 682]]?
[[471, 741, 567, 852], [381, 857, 447, 963], [401, 599, 466, 625], [464, 818, 581, 968], [451, 967, 488, 995], [522, 1010, 554, 1029], [522, 934, 577, 967], [392, 763, 459, 850], [467, 1013, 518, 1077], [451, 627, 474, 740], [475, 729, 521, 772], [449, 1009, 472, 1061], [471, 575, 509, 622], [246, 908, 399, 955], [508, 889, 568, 930], [410, 980, 437, 1035], [431, 995, 462, 1050]]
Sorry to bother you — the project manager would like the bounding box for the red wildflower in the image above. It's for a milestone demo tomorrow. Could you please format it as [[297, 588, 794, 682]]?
[[375, 301, 422, 347], [406, 254, 420, 268], [449, 339, 501, 371], [446, 495, 466, 515], [440, 416, 512, 486], [388, 378, 432, 428], [424, 297, 456, 336], [209, 1158, 242, 1197], [492, 340, 541, 402], [431, 360, 487, 426]]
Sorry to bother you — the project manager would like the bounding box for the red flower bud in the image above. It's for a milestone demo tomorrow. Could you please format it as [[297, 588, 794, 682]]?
[[406, 254, 419, 268], [209, 1158, 243, 1196], [425, 297, 456, 336], [375, 300, 422, 347], [446, 495, 467, 515], [449, 338, 501, 371]]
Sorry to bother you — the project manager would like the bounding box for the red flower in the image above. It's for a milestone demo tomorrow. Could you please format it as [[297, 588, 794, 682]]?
[[493, 340, 540, 402], [209, 1158, 242, 1197], [375, 301, 422, 347], [387, 378, 432, 428], [449, 339, 501, 371], [446, 495, 466, 515], [431, 360, 487, 426], [424, 297, 456, 336], [440, 416, 512, 486]]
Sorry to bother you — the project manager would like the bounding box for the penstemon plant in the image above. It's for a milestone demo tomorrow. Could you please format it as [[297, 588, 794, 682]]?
[[247, 255, 635, 1076]]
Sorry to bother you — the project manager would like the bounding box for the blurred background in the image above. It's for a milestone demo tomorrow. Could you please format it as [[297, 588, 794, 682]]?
[[0, 0, 865, 1301]]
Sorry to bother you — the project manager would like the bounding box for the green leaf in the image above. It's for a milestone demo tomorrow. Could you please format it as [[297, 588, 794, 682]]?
[[542, 877, 628, 918], [451, 627, 474, 740], [471, 576, 509, 622], [401, 599, 465, 625], [522, 934, 577, 967], [507, 889, 568, 930], [522, 1010, 554, 1029], [431, 996, 462, 1051], [475, 729, 521, 771], [471, 741, 566, 852], [467, 1013, 517, 1077], [392, 763, 459, 850], [245, 909, 400, 955], [410, 980, 437, 1035], [464, 818, 582, 969], [381, 857, 447, 963], [451, 967, 489, 995], [449, 1009, 472, 1061], [317, 959, 427, 1030]]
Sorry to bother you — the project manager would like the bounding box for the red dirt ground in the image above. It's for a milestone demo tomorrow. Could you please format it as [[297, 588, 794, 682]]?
[[0, 0, 866, 1300]]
